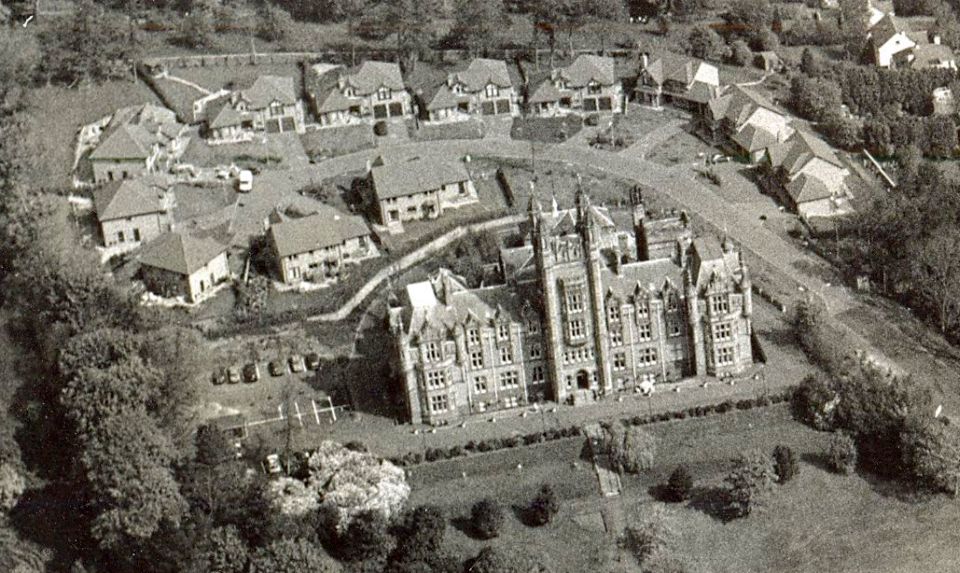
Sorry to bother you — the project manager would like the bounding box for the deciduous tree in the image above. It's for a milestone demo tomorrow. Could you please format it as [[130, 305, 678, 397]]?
[[470, 498, 504, 539], [602, 424, 657, 474], [827, 432, 858, 474], [724, 450, 775, 518], [665, 464, 693, 502], [902, 415, 960, 495], [907, 228, 960, 335], [248, 538, 340, 573], [453, 0, 506, 57]]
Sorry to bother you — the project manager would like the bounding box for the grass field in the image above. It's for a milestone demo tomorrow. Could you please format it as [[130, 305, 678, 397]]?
[[409, 405, 960, 573], [28, 81, 162, 189]]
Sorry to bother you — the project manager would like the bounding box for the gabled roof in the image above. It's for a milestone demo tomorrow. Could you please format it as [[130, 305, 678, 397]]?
[[450, 58, 513, 92], [528, 80, 563, 104], [90, 124, 156, 160], [687, 80, 721, 104], [425, 83, 469, 111], [780, 129, 845, 175], [139, 231, 227, 276], [732, 124, 778, 153], [690, 236, 742, 291], [317, 88, 358, 113], [558, 55, 616, 87], [344, 61, 405, 95], [207, 99, 246, 129], [269, 206, 371, 258], [239, 75, 298, 110], [642, 53, 719, 89], [371, 156, 471, 201], [709, 85, 786, 127], [94, 180, 167, 221], [872, 13, 913, 48], [786, 173, 833, 204], [600, 259, 683, 301]]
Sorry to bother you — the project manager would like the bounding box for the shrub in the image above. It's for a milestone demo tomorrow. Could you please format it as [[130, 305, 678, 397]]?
[[476, 441, 492, 453], [602, 425, 657, 474], [665, 465, 694, 503], [631, 415, 646, 426], [527, 484, 559, 525], [716, 400, 734, 414], [465, 440, 478, 451], [736, 399, 754, 410], [470, 498, 504, 539], [725, 449, 776, 518], [827, 432, 858, 475], [344, 441, 367, 452], [772, 445, 799, 484], [448, 445, 464, 458], [504, 436, 521, 448]]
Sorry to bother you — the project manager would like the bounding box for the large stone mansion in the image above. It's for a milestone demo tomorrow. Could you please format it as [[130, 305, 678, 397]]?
[[388, 186, 755, 425]]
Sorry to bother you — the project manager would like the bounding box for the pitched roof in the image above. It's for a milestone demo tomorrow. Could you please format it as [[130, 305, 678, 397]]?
[[317, 88, 358, 113], [781, 129, 845, 175], [268, 207, 371, 258], [732, 123, 778, 152], [90, 124, 156, 160], [139, 231, 227, 276], [786, 173, 833, 204], [558, 55, 616, 87], [600, 259, 683, 301], [207, 99, 246, 129], [710, 85, 788, 129], [872, 13, 912, 48], [528, 79, 563, 104], [450, 58, 513, 92], [94, 180, 167, 221], [371, 156, 471, 201], [642, 53, 718, 88], [344, 61, 405, 95], [911, 43, 956, 68], [425, 83, 469, 111], [690, 236, 742, 291], [240, 75, 298, 110]]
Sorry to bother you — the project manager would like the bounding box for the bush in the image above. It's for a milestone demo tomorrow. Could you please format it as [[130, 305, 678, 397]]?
[[373, 121, 388, 136], [665, 465, 694, 503], [470, 498, 504, 539], [827, 432, 858, 475], [527, 484, 559, 526], [772, 445, 799, 484], [716, 400, 734, 414]]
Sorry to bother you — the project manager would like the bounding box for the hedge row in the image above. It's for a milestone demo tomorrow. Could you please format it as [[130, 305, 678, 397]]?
[[391, 389, 795, 467]]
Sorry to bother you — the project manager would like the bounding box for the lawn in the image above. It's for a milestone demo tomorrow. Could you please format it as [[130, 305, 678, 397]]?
[[167, 62, 305, 95], [180, 130, 309, 169], [300, 125, 375, 160], [149, 75, 207, 121], [511, 115, 584, 143], [27, 80, 163, 189], [409, 119, 485, 141]]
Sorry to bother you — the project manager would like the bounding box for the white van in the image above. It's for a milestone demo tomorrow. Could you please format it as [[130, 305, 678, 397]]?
[[237, 170, 253, 193]]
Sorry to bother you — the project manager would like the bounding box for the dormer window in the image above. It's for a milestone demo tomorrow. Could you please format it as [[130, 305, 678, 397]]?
[[269, 101, 283, 117], [666, 293, 679, 312], [343, 87, 355, 98], [588, 81, 602, 95], [452, 83, 463, 95], [556, 79, 567, 90], [485, 84, 499, 98], [377, 86, 391, 101]]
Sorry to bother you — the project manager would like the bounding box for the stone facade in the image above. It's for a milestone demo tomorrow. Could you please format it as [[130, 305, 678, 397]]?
[[389, 187, 754, 425]]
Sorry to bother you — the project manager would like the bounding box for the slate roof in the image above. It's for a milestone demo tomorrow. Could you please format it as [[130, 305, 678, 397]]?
[[786, 173, 833, 204], [371, 157, 471, 201], [268, 206, 371, 258], [207, 99, 246, 129], [94, 180, 167, 221], [91, 104, 182, 160], [450, 58, 513, 92], [344, 61, 405, 95], [690, 236, 741, 291], [402, 269, 538, 337], [557, 55, 616, 87], [425, 83, 469, 111], [709, 85, 782, 124], [90, 124, 157, 160], [139, 231, 227, 276], [872, 13, 912, 48], [240, 75, 298, 110], [528, 80, 563, 104], [642, 54, 718, 88], [732, 124, 778, 153], [600, 258, 683, 301], [911, 43, 956, 68], [780, 129, 845, 175], [317, 88, 358, 113]]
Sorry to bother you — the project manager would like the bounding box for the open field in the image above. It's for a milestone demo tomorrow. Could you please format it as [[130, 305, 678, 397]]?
[[27, 81, 162, 189], [409, 403, 960, 573]]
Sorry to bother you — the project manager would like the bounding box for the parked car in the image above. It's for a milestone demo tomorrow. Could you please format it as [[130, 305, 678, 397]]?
[[289, 355, 305, 373], [227, 366, 241, 384], [269, 360, 286, 377], [243, 363, 260, 383], [211, 369, 226, 385], [262, 454, 282, 475], [305, 352, 321, 371], [237, 169, 254, 192]]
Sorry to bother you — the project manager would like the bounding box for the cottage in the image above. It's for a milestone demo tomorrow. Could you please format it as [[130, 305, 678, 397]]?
[[704, 86, 794, 163], [420, 83, 472, 122], [442, 59, 518, 117], [765, 129, 850, 219], [932, 87, 956, 115], [909, 42, 957, 70], [313, 61, 411, 127], [139, 231, 230, 303], [530, 55, 623, 116], [368, 155, 477, 230], [90, 104, 187, 184], [267, 206, 378, 284], [869, 13, 925, 68], [635, 53, 721, 113], [93, 180, 174, 252], [204, 75, 305, 140]]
